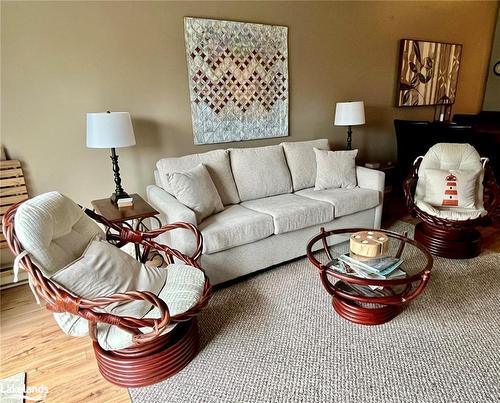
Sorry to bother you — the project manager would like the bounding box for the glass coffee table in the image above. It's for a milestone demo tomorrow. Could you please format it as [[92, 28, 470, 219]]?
[[307, 227, 433, 325]]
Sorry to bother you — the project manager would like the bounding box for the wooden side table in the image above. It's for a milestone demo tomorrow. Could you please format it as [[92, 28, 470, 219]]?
[[91, 194, 162, 262]]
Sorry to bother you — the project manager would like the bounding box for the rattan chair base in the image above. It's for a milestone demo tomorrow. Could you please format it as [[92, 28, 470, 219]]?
[[93, 319, 199, 388], [332, 294, 401, 326], [414, 222, 481, 259]]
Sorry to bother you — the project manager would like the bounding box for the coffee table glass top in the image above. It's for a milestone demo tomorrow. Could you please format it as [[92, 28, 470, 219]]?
[[307, 228, 433, 299]]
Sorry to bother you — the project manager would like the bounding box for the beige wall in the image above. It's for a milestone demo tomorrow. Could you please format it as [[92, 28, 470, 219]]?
[[483, 8, 500, 110], [1, 1, 497, 207]]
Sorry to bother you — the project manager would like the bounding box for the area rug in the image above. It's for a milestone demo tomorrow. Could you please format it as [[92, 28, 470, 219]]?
[[129, 221, 500, 402]]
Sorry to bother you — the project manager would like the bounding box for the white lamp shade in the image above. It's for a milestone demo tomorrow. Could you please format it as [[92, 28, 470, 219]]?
[[86, 112, 136, 148], [334, 101, 366, 126]]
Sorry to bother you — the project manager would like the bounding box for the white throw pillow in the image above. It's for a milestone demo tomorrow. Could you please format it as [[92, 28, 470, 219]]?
[[314, 148, 358, 190], [423, 168, 479, 208], [156, 149, 240, 205], [165, 164, 224, 222]]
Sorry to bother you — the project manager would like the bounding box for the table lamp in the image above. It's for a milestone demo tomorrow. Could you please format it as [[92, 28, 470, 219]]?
[[86, 111, 136, 204], [334, 101, 365, 150]]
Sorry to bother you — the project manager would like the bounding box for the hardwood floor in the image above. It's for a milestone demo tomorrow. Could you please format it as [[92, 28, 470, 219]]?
[[0, 284, 130, 402], [1, 204, 499, 402]]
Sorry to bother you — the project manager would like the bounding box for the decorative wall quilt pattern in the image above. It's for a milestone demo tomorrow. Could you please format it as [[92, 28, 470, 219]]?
[[397, 39, 462, 107], [184, 18, 289, 144]]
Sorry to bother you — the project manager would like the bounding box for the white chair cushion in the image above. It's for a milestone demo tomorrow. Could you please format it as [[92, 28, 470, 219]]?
[[14, 191, 104, 277], [53, 263, 205, 351], [230, 145, 293, 202], [157, 149, 240, 205], [282, 139, 330, 191], [314, 148, 358, 190], [199, 205, 274, 254], [52, 239, 167, 316], [165, 164, 224, 223], [52, 239, 167, 348], [242, 194, 333, 235], [423, 169, 479, 208], [142, 263, 205, 323], [415, 143, 484, 211], [415, 199, 487, 221], [295, 187, 380, 218]]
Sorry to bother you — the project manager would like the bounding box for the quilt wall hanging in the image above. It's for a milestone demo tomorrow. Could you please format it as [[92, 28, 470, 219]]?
[[396, 39, 462, 107], [184, 17, 289, 144]]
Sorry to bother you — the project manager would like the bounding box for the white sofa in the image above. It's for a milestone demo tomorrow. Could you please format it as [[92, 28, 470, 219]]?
[[147, 139, 385, 285]]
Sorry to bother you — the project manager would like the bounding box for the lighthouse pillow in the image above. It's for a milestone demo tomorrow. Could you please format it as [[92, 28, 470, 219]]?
[[423, 169, 480, 209]]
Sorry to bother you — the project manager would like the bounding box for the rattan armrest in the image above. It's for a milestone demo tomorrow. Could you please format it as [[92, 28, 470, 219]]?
[[403, 159, 421, 216], [84, 208, 204, 264]]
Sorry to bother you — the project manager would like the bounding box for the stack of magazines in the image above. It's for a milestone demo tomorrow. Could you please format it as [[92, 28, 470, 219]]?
[[327, 253, 406, 290]]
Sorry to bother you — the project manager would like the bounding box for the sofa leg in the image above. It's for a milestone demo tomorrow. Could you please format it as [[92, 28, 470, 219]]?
[[93, 319, 199, 388], [414, 221, 481, 259]]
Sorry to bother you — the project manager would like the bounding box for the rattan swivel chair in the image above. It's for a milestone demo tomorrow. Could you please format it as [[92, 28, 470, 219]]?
[[403, 143, 500, 259], [2, 191, 211, 387]]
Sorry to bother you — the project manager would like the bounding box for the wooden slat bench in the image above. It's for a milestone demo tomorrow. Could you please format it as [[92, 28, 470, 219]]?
[[1, 160, 29, 238], [0, 160, 29, 288]]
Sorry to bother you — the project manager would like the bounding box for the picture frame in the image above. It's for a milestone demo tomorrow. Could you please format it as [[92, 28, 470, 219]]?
[[396, 39, 462, 107], [184, 17, 289, 144]]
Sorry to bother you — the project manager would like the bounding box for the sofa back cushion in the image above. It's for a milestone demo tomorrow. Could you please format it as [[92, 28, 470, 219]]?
[[230, 145, 293, 202], [282, 139, 330, 191], [156, 149, 240, 205]]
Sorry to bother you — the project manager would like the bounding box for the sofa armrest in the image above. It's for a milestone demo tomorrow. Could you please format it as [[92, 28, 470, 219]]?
[[147, 185, 196, 224], [356, 166, 385, 229], [146, 185, 198, 257], [356, 166, 385, 193]]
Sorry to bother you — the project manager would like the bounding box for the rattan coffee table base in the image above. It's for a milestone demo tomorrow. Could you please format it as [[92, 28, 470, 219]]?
[[332, 284, 401, 326], [307, 228, 433, 327]]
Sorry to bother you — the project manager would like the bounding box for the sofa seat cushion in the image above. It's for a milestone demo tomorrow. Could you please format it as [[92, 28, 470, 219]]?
[[230, 145, 292, 202], [53, 263, 205, 351], [295, 187, 380, 218], [199, 205, 274, 254], [241, 194, 333, 235]]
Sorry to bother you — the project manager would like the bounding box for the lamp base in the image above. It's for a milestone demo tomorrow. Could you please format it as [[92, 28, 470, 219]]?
[[109, 147, 129, 205], [110, 191, 130, 205], [346, 125, 352, 150]]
